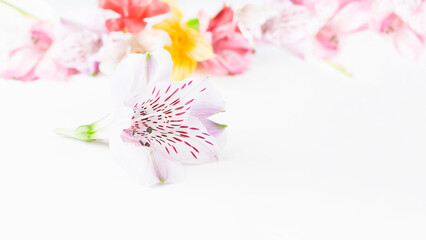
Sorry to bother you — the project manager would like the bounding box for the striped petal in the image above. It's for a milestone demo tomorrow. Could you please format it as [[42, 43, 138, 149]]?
[[150, 116, 219, 164]]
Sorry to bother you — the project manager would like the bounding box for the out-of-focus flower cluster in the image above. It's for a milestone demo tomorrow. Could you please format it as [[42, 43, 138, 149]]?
[[1, 0, 426, 82], [241, 0, 426, 60]]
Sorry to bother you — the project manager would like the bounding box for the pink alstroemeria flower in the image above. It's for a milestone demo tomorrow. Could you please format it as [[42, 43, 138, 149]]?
[[198, 6, 253, 75], [373, 0, 426, 59], [57, 49, 226, 185], [0, 22, 72, 81], [310, 0, 373, 58], [99, 0, 170, 33], [250, 0, 371, 58]]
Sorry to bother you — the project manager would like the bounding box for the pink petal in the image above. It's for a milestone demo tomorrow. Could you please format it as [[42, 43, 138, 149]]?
[[379, 13, 404, 33], [200, 57, 229, 75], [200, 119, 226, 137], [315, 25, 339, 51], [216, 49, 253, 75], [30, 22, 54, 51], [213, 27, 252, 51], [191, 81, 225, 118], [394, 26, 424, 60], [330, 1, 372, 33], [199, 118, 227, 152], [407, 3, 426, 35], [202, 24, 253, 75], [34, 57, 72, 81], [0, 46, 43, 81], [303, 0, 340, 21]]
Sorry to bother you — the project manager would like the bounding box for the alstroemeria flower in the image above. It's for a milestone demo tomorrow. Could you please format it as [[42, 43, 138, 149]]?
[[0, 22, 73, 81], [198, 6, 253, 75], [98, 27, 170, 74], [48, 9, 111, 75], [260, 0, 319, 58], [57, 49, 226, 185], [50, 28, 102, 75], [236, 3, 273, 43], [263, 0, 372, 59], [372, 0, 426, 59], [154, 0, 214, 81], [307, 0, 373, 58], [99, 0, 170, 33]]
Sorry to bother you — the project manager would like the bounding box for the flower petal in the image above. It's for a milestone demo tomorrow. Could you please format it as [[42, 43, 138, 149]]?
[[330, 1, 371, 33], [186, 29, 214, 62], [169, 53, 197, 81], [394, 26, 424, 60], [145, 47, 173, 84], [134, 28, 171, 53], [143, 0, 170, 18], [105, 18, 127, 32], [151, 115, 219, 164], [0, 46, 43, 81], [199, 118, 227, 152], [137, 76, 209, 132], [34, 57, 72, 81], [111, 53, 148, 106], [110, 134, 160, 186], [99, 0, 125, 16], [208, 6, 234, 31], [150, 149, 185, 184], [191, 81, 225, 119], [261, 3, 318, 45], [111, 49, 173, 106], [98, 32, 132, 75]]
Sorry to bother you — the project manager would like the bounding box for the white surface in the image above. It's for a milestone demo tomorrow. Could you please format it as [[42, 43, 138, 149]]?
[[1, 1, 426, 240]]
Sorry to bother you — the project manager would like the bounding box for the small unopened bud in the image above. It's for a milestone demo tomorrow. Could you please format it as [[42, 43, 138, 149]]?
[[56, 122, 100, 142]]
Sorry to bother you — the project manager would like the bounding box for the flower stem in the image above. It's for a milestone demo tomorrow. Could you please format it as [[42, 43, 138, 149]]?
[[0, 0, 41, 20], [55, 128, 77, 138], [325, 60, 353, 77]]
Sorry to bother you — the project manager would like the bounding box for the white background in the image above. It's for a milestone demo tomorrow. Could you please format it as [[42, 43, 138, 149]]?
[[1, 0, 426, 239]]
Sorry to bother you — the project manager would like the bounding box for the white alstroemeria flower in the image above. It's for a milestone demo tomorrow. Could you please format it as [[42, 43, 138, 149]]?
[[57, 49, 226, 186], [47, 8, 112, 75], [98, 28, 170, 75], [50, 28, 102, 74]]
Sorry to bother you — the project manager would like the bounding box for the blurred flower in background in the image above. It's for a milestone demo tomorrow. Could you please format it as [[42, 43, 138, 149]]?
[[154, 0, 214, 81], [1, 0, 426, 82], [198, 6, 254, 75], [99, 0, 170, 33], [0, 22, 74, 81]]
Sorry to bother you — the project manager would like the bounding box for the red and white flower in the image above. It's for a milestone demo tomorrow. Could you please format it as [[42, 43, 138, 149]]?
[[99, 0, 170, 33]]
